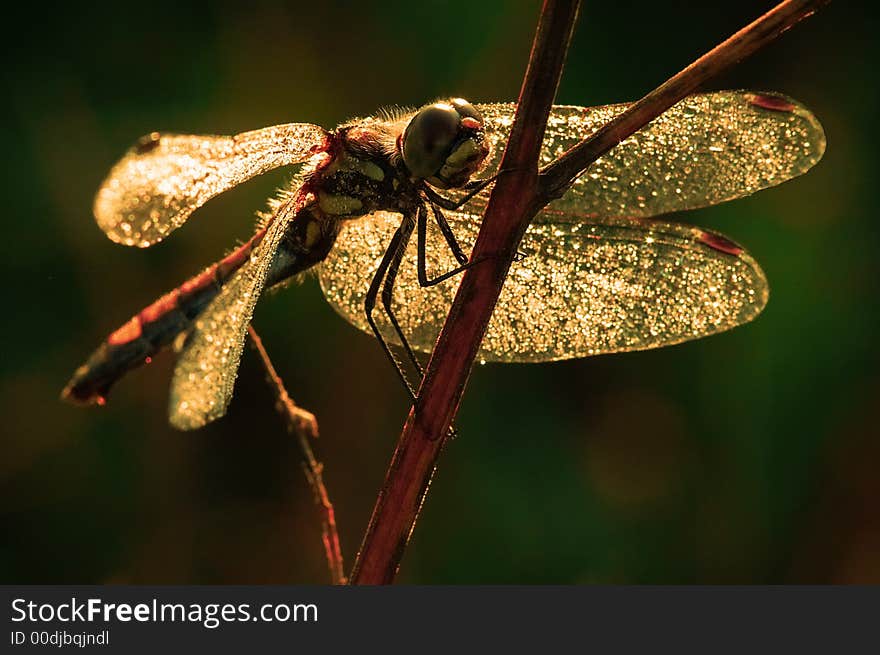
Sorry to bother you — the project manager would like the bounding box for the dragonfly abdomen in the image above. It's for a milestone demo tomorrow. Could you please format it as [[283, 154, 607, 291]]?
[[62, 227, 271, 406], [62, 201, 341, 407]]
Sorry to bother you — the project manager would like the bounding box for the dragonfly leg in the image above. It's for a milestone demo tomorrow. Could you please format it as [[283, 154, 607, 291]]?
[[364, 214, 418, 400], [380, 212, 460, 441], [417, 202, 488, 288], [422, 186, 528, 278], [381, 223, 425, 378], [428, 202, 469, 265], [423, 176, 496, 211]]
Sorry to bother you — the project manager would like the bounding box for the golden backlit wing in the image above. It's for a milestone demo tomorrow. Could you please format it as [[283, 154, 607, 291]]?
[[318, 210, 768, 363], [317, 92, 817, 362], [168, 194, 303, 429], [94, 123, 328, 247], [464, 91, 825, 220]]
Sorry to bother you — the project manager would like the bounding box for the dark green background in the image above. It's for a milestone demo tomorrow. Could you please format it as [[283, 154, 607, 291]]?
[[3, 1, 877, 583]]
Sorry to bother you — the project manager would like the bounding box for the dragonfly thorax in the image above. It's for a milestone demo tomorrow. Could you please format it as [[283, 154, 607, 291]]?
[[401, 98, 489, 189], [309, 129, 419, 220]]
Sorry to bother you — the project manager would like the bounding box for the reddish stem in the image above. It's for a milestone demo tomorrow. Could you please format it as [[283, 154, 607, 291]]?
[[247, 326, 346, 585], [351, 0, 582, 584]]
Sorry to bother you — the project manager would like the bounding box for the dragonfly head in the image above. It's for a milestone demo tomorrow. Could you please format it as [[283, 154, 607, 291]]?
[[401, 98, 488, 189]]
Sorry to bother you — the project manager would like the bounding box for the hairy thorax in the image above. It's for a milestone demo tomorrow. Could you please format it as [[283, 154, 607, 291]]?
[[270, 124, 418, 285]]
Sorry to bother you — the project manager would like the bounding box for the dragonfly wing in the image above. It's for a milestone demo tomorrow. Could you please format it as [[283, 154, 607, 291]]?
[[167, 193, 302, 430], [95, 123, 328, 247], [468, 91, 824, 219], [318, 209, 768, 363]]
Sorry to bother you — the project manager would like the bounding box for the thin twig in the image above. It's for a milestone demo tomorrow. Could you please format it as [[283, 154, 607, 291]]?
[[247, 325, 346, 585], [351, 0, 829, 585]]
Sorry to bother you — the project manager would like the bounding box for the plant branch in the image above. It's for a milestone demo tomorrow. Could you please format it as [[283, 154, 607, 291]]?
[[350, 0, 582, 584], [351, 0, 829, 585], [247, 325, 346, 585], [540, 0, 832, 198]]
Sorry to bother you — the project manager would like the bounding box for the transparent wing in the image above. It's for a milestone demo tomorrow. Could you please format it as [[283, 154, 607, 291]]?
[[318, 210, 768, 363], [463, 91, 824, 220], [94, 123, 328, 247], [168, 194, 302, 429]]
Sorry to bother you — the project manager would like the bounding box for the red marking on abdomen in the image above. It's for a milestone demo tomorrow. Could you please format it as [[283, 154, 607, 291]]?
[[747, 93, 796, 113], [699, 230, 743, 256], [108, 226, 271, 348], [139, 289, 181, 324], [63, 199, 312, 409], [218, 243, 253, 280], [107, 316, 143, 345], [179, 266, 219, 296], [217, 226, 271, 281]]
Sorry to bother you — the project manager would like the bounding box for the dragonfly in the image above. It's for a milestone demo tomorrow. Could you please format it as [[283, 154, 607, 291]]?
[[62, 91, 825, 430]]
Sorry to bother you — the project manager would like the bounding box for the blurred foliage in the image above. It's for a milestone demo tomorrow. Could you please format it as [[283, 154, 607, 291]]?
[[1, 0, 877, 584]]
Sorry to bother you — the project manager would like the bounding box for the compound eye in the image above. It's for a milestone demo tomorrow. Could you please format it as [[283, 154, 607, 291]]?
[[450, 98, 481, 124], [402, 104, 460, 179]]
